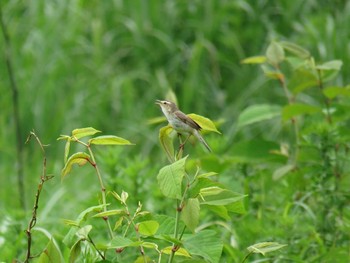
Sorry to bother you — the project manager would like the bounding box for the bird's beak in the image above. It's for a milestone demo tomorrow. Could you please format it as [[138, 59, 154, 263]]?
[[155, 99, 162, 105]]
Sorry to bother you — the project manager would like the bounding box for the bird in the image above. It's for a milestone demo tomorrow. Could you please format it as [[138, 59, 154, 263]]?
[[155, 99, 211, 152]]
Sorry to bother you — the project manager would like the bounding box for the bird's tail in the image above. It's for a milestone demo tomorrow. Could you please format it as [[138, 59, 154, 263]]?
[[194, 130, 212, 152]]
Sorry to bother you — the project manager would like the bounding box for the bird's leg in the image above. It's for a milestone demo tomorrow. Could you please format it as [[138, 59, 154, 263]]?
[[179, 134, 191, 151], [177, 133, 184, 151]]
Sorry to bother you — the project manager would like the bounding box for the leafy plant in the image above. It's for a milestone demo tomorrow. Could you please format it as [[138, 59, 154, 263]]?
[[155, 112, 246, 263], [58, 127, 134, 261], [240, 41, 350, 261], [56, 117, 247, 262]]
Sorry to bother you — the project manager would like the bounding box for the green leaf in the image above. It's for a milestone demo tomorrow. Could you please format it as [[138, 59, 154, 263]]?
[[162, 247, 191, 257], [159, 125, 175, 163], [93, 209, 126, 217], [241, 56, 267, 64], [273, 164, 295, 180], [282, 104, 322, 120], [63, 139, 71, 163], [62, 219, 79, 227], [279, 41, 310, 59], [189, 177, 218, 198], [38, 239, 64, 263], [247, 242, 287, 256], [159, 235, 182, 245], [187, 114, 221, 134], [113, 217, 124, 231], [323, 86, 350, 99], [137, 220, 159, 236], [200, 189, 247, 206], [134, 256, 152, 263], [110, 191, 122, 202], [261, 64, 284, 80], [197, 172, 218, 179], [184, 230, 223, 263], [157, 156, 187, 199], [226, 200, 246, 214], [154, 215, 177, 235], [72, 127, 101, 139], [89, 135, 133, 145], [266, 41, 285, 66], [75, 204, 107, 224], [204, 193, 246, 216], [316, 60, 343, 71], [69, 240, 81, 263], [237, 104, 281, 128], [205, 205, 230, 220], [286, 57, 308, 70], [57, 135, 71, 141], [63, 205, 106, 247], [181, 198, 200, 232], [76, 225, 92, 240], [121, 190, 129, 203], [200, 186, 224, 196], [141, 242, 159, 249], [61, 152, 90, 180], [109, 236, 142, 249], [289, 68, 318, 94], [65, 205, 105, 230]]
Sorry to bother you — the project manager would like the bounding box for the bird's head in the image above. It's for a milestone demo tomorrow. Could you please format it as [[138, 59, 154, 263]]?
[[155, 100, 178, 113]]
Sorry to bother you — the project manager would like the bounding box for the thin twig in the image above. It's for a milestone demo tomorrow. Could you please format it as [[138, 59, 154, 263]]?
[[88, 234, 105, 260], [24, 131, 53, 262], [72, 137, 115, 240], [87, 145, 114, 240], [0, 2, 26, 209]]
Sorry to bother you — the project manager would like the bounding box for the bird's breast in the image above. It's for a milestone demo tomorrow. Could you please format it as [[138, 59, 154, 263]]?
[[168, 117, 193, 133]]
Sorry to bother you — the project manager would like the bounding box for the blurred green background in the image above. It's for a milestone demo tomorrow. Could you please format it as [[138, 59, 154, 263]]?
[[1, 0, 350, 262]]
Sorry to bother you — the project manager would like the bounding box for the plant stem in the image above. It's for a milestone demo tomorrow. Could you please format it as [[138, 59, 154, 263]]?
[[122, 205, 147, 262], [87, 146, 114, 239], [168, 177, 190, 263], [24, 132, 53, 262], [317, 69, 332, 124], [241, 251, 253, 263], [278, 72, 299, 165], [88, 234, 105, 260], [0, 3, 26, 210]]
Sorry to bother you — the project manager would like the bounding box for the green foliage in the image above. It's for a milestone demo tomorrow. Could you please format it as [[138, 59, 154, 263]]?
[[237, 104, 281, 128], [187, 114, 221, 134], [246, 242, 287, 256], [54, 114, 242, 262], [183, 230, 223, 263], [238, 39, 350, 262], [61, 152, 90, 179], [37, 239, 64, 263], [1, 1, 350, 263], [157, 156, 187, 200]]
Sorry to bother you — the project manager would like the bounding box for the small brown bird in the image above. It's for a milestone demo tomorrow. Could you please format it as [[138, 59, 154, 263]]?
[[156, 100, 211, 152]]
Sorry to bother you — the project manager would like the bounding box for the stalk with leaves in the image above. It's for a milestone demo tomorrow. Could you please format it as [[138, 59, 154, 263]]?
[[58, 127, 133, 261], [156, 100, 248, 263]]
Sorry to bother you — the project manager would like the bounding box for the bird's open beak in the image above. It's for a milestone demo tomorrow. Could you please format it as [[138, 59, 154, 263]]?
[[155, 99, 162, 105]]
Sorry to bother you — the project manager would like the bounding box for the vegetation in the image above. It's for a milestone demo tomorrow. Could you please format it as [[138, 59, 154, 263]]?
[[1, 1, 349, 262]]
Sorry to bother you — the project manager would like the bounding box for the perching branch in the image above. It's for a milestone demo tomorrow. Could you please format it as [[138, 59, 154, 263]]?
[[24, 131, 53, 262]]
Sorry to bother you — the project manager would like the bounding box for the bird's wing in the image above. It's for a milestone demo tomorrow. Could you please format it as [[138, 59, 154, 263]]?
[[174, 111, 201, 130]]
